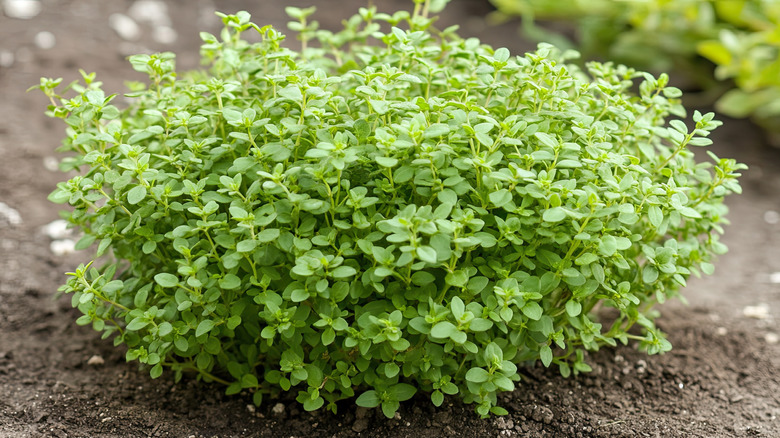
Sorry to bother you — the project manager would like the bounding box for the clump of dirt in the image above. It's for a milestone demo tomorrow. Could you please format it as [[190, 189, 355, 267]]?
[[1, 1, 779, 437]]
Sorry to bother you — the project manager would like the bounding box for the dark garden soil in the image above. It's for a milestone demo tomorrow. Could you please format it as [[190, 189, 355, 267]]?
[[2, 1, 780, 437]]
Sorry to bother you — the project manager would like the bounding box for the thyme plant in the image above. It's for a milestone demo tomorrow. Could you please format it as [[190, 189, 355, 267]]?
[[41, 2, 743, 418]]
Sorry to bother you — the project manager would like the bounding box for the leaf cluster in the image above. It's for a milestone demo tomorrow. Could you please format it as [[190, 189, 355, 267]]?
[[42, 2, 743, 418], [490, 0, 780, 130]]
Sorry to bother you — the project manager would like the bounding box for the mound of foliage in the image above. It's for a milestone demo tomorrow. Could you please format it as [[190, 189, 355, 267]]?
[[41, 1, 743, 417], [490, 0, 780, 133]]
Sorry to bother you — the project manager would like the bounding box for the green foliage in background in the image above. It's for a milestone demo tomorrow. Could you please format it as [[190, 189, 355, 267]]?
[[491, 0, 780, 130], [39, 0, 743, 418]]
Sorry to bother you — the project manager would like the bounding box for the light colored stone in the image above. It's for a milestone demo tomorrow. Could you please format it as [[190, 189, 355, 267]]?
[[43, 156, 59, 171], [50, 239, 76, 256], [42, 219, 70, 240], [152, 26, 177, 45], [272, 402, 285, 415], [743, 303, 771, 319], [0, 50, 13, 68], [3, 0, 41, 19], [716, 326, 728, 336], [765, 333, 780, 344], [109, 13, 140, 41], [34, 31, 55, 49], [770, 272, 780, 284], [0, 202, 22, 225], [764, 210, 780, 225], [128, 0, 170, 26], [87, 355, 105, 366]]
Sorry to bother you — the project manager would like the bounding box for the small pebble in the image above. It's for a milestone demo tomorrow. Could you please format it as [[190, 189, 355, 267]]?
[[769, 272, 780, 284], [0, 49, 14, 68], [3, 0, 41, 19], [0, 202, 22, 225], [128, 0, 170, 26], [743, 303, 770, 320], [109, 13, 140, 41], [495, 416, 514, 430], [34, 31, 56, 49], [50, 239, 76, 256], [87, 355, 105, 366], [152, 26, 177, 44], [43, 156, 59, 171], [765, 333, 779, 344], [764, 210, 780, 225], [716, 327, 728, 336], [42, 220, 71, 240], [272, 402, 285, 415], [246, 404, 255, 413]]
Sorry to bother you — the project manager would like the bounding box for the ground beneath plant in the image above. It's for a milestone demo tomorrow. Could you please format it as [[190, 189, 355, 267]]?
[[1, 1, 780, 437]]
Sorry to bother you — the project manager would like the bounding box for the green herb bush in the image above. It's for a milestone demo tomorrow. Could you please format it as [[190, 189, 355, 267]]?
[[41, 1, 744, 418], [490, 0, 780, 132]]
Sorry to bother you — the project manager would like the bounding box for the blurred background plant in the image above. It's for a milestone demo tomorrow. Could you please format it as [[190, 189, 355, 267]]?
[[490, 0, 780, 140]]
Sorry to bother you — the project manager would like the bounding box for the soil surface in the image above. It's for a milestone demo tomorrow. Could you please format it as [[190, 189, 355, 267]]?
[[1, 1, 780, 437]]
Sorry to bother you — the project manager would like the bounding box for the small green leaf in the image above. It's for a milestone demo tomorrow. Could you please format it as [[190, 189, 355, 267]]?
[[127, 186, 147, 205], [565, 300, 582, 317], [445, 270, 469, 288], [522, 302, 543, 320], [369, 99, 389, 115], [494, 47, 510, 62], [174, 336, 188, 351], [648, 206, 663, 228], [158, 322, 173, 337], [219, 274, 241, 290], [642, 265, 659, 284], [540, 344, 553, 367], [465, 367, 490, 383], [226, 315, 242, 330], [375, 156, 398, 167], [431, 390, 444, 407], [575, 253, 599, 266], [154, 273, 179, 288], [535, 132, 558, 148], [236, 239, 257, 253], [256, 228, 281, 243], [416, 246, 438, 264], [126, 317, 149, 331], [196, 319, 215, 337], [424, 123, 450, 138], [381, 400, 400, 419], [356, 390, 381, 408], [388, 383, 416, 401], [430, 321, 457, 339], [489, 189, 513, 208], [291, 289, 310, 302], [331, 265, 357, 278], [150, 364, 163, 379], [543, 207, 566, 223]]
